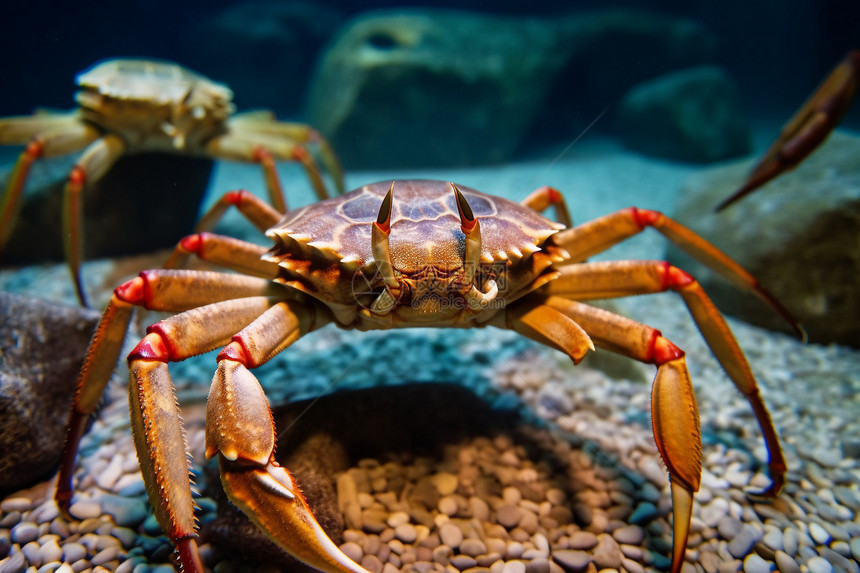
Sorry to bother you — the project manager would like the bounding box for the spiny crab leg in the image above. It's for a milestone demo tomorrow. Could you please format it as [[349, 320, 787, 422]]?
[[553, 207, 805, 340], [542, 260, 786, 496], [206, 302, 370, 573], [538, 296, 701, 573], [57, 270, 284, 517], [717, 49, 860, 210], [520, 185, 572, 227]]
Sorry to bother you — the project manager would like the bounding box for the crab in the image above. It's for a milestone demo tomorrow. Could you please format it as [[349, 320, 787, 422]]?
[[717, 48, 859, 210], [54, 178, 802, 573], [0, 57, 344, 307]]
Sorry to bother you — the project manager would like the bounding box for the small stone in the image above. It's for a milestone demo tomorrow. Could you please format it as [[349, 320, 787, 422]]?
[[61, 542, 87, 563], [341, 541, 364, 563], [0, 498, 33, 513], [395, 523, 418, 544], [439, 523, 463, 549], [628, 502, 660, 525], [68, 499, 102, 520], [806, 556, 832, 573], [567, 531, 598, 550], [591, 534, 622, 568], [773, 551, 800, 573], [612, 525, 644, 545], [851, 537, 860, 562], [100, 493, 147, 527], [742, 553, 773, 573], [39, 538, 63, 563], [460, 538, 487, 558], [807, 522, 831, 545], [449, 555, 478, 570], [551, 549, 592, 572], [503, 561, 527, 573], [729, 524, 764, 559], [0, 551, 26, 573], [782, 528, 798, 556], [429, 472, 458, 496], [10, 521, 39, 544], [497, 504, 522, 529], [438, 496, 459, 516]]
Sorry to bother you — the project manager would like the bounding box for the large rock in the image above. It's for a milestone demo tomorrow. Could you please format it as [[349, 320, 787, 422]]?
[[307, 9, 568, 169], [1, 153, 212, 264], [665, 131, 860, 347], [0, 292, 99, 493], [616, 66, 751, 163], [308, 8, 717, 169]]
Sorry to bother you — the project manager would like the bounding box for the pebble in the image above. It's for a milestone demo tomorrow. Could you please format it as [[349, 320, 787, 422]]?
[[611, 525, 643, 545], [807, 522, 831, 545], [551, 550, 592, 572], [806, 557, 832, 573], [10, 521, 39, 544], [567, 531, 598, 550], [773, 551, 800, 573], [460, 538, 487, 558], [743, 553, 773, 573], [439, 522, 463, 549], [729, 524, 764, 559]]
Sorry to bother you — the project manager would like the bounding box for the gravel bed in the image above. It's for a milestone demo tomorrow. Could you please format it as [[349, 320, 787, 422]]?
[[1, 147, 858, 573]]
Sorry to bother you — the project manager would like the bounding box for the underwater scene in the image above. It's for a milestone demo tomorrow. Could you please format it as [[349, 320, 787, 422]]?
[[0, 2, 858, 573]]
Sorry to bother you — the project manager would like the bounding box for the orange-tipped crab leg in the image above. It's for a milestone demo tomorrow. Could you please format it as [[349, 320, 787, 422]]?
[[125, 296, 286, 573], [205, 302, 369, 573], [552, 207, 805, 339], [520, 186, 572, 227], [538, 296, 700, 573], [228, 113, 346, 195], [0, 117, 99, 261], [542, 260, 786, 497], [56, 270, 285, 510], [717, 50, 860, 210], [62, 133, 127, 307]]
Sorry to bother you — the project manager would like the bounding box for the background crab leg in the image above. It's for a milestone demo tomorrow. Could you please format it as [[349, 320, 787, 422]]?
[[63, 133, 127, 307], [531, 296, 700, 573], [0, 116, 99, 259], [228, 111, 345, 194], [541, 260, 786, 496], [552, 207, 804, 339], [56, 270, 285, 509], [204, 301, 371, 573], [716, 49, 860, 210], [192, 188, 284, 236], [520, 185, 572, 227]]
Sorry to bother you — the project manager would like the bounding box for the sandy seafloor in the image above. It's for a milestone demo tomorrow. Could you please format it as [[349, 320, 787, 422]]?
[[0, 132, 858, 573]]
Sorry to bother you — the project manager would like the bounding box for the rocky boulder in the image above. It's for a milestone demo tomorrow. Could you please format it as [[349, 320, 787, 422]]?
[[616, 66, 751, 163], [309, 9, 717, 169], [665, 131, 860, 347], [0, 292, 99, 493]]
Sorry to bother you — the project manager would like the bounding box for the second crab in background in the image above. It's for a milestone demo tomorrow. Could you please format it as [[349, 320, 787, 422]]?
[[0, 58, 344, 307]]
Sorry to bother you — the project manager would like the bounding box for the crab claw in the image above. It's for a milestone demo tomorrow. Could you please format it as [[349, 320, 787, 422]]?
[[220, 458, 370, 573], [206, 356, 370, 573], [717, 49, 860, 210]]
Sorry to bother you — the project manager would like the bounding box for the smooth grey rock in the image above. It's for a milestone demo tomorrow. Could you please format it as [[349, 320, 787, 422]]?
[[0, 292, 99, 493], [309, 8, 716, 169], [1, 152, 212, 264], [617, 66, 751, 162], [666, 131, 860, 346]]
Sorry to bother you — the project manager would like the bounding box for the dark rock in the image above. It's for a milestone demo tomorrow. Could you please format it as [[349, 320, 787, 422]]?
[[184, 1, 346, 114], [309, 8, 717, 169], [0, 292, 99, 493], [666, 131, 860, 346], [1, 152, 212, 264], [616, 66, 751, 163], [308, 9, 568, 169]]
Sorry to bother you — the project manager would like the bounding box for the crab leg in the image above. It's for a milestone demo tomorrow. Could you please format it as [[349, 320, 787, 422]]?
[[206, 130, 334, 209], [56, 270, 285, 509], [717, 50, 860, 210], [552, 207, 804, 339], [63, 133, 127, 307], [542, 260, 786, 496], [535, 296, 700, 573], [205, 302, 369, 573], [520, 185, 572, 227], [0, 118, 99, 260], [164, 232, 280, 278], [125, 296, 285, 573], [194, 188, 284, 234]]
